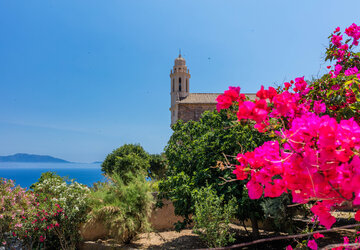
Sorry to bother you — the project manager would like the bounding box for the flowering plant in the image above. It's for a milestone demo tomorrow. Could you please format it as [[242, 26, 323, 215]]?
[[216, 23, 360, 244], [0, 178, 36, 247], [0, 173, 90, 249]]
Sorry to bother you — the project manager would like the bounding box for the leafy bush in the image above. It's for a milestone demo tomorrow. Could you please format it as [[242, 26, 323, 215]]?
[[86, 171, 153, 244], [101, 144, 167, 182], [0, 178, 36, 248], [193, 186, 237, 248], [0, 173, 90, 249], [30, 172, 91, 249], [159, 109, 268, 235], [101, 144, 150, 182], [148, 153, 168, 180], [260, 193, 302, 233]]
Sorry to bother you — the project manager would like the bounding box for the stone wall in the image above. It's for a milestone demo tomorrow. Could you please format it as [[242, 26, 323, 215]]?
[[178, 103, 216, 122]]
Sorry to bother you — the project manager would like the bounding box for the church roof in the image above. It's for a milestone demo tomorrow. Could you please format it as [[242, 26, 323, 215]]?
[[178, 93, 257, 104], [178, 93, 220, 104]]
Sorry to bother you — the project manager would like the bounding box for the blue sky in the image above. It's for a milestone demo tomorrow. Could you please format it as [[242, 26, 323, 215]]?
[[0, 0, 359, 162]]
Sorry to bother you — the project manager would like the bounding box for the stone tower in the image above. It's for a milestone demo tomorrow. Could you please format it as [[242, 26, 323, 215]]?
[[170, 53, 191, 125]]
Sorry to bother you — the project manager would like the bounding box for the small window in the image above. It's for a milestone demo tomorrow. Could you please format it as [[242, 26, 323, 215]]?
[[172, 79, 175, 92], [179, 78, 182, 91]]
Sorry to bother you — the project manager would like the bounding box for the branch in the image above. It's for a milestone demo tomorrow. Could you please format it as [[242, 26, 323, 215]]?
[[321, 243, 360, 250], [218, 177, 238, 186], [195, 223, 360, 250]]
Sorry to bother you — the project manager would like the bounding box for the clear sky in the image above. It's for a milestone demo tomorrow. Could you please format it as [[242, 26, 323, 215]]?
[[0, 0, 360, 162]]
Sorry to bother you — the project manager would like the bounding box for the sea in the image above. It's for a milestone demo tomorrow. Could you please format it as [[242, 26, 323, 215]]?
[[0, 162, 104, 189]]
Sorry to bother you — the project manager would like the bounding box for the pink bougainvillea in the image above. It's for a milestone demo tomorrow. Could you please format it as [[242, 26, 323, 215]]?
[[217, 23, 360, 232]]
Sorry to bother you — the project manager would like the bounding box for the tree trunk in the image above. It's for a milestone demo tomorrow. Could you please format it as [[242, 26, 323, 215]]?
[[250, 212, 260, 239]]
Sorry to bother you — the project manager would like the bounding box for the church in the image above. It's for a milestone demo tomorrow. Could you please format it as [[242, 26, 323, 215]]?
[[169, 54, 255, 126]]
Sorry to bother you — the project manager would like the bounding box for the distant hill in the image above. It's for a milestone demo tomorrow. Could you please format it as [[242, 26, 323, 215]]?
[[92, 161, 103, 164], [0, 153, 71, 163]]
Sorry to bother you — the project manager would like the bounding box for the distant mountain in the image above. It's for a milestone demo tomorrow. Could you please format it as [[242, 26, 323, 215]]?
[[0, 153, 71, 163], [92, 161, 103, 164]]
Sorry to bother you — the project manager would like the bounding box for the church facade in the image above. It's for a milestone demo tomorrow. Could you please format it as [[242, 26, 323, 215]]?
[[169, 54, 255, 126]]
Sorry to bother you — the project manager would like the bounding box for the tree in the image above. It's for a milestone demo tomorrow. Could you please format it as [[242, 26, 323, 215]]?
[[159, 109, 268, 235], [101, 144, 150, 183], [148, 153, 168, 180]]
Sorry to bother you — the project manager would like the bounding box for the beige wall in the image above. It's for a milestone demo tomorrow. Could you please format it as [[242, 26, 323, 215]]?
[[81, 198, 187, 241]]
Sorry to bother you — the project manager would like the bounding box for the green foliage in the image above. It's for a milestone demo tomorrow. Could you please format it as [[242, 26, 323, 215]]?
[[101, 144, 150, 183], [30, 172, 91, 249], [305, 34, 360, 123], [159, 109, 268, 231], [193, 186, 237, 248], [149, 153, 168, 180], [86, 171, 154, 244], [260, 193, 301, 234], [306, 73, 360, 122]]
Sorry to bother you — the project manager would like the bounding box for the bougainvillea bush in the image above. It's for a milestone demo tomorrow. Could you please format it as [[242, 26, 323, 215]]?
[[0, 173, 90, 249], [216, 23, 360, 249]]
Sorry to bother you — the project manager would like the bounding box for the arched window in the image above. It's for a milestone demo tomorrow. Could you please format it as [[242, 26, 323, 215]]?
[[186, 79, 189, 92], [172, 79, 175, 92], [179, 78, 182, 91]]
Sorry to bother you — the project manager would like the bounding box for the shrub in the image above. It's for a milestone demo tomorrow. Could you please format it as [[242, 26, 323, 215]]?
[[86, 171, 153, 243], [192, 186, 237, 248], [101, 144, 150, 182], [30, 172, 91, 249], [0, 173, 90, 249], [216, 23, 360, 249], [148, 153, 167, 180], [0, 178, 36, 248], [159, 109, 268, 236]]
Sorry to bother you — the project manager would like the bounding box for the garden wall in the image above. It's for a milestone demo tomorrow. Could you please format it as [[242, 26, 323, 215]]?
[[81, 197, 185, 241]]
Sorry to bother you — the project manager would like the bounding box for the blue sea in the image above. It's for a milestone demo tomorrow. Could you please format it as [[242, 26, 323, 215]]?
[[0, 162, 104, 188]]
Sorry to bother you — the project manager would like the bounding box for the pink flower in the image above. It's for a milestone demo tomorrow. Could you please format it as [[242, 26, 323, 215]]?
[[246, 179, 263, 199], [216, 95, 232, 112], [293, 76, 307, 92], [311, 203, 336, 229], [313, 233, 324, 239], [355, 210, 360, 221], [284, 82, 291, 90], [216, 86, 241, 111], [344, 66, 358, 76], [237, 101, 255, 120], [256, 85, 268, 99], [331, 35, 343, 47], [334, 64, 342, 76], [313, 101, 326, 114], [334, 27, 340, 33], [224, 86, 241, 102], [233, 165, 248, 180], [308, 239, 318, 250], [286, 245, 293, 250], [345, 23, 360, 45]]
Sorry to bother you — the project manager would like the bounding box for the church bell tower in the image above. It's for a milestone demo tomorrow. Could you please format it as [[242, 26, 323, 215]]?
[[170, 53, 191, 125]]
